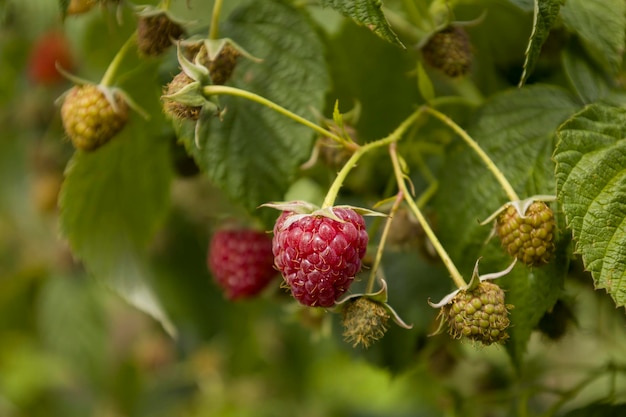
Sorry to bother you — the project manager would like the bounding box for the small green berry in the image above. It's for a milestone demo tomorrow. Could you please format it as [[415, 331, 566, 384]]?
[[421, 25, 472, 78], [496, 201, 555, 266], [442, 281, 511, 346], [342, 297, 390, 348], [61, 84, 128, 151]]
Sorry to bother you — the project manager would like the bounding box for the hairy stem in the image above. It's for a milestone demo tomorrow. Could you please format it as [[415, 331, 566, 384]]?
[[389, 142, 466, 289], [100, 33, 137, 87], [424, 106, 520, 202], [321, 108, 423, 208], [202, 85, 342, 142], [209, 0, 224, 40], [367, 192, 404, 293]]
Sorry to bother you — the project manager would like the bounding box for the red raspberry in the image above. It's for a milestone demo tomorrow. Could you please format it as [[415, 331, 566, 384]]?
[[28, 31, 74, 85], [207, 229, 276, 300], [272, 208, 369, 307]]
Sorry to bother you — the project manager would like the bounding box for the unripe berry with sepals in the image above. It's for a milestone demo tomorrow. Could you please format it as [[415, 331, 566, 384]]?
[[442, 281, 511, 345], [136, 11, 185, 57], [208, 228, 277, 300], [496, 201, 555, 266], [196, 43, 241, 85], [272, 207, 369, 307], [342, 297, 390, 348], [162, 71, 202, 121], [60, 84, 128, 151], [421, 25, 472, 78]]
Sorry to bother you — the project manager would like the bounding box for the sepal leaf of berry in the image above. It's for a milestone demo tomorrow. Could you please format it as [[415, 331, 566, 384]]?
[[518, 0, 564, 87], [174, 0, 329, 227], [432, 85, 578, 364], [555, 103, 626, 308], [318, 0, 404, 49], [428, 258, 517, 310], [560, 0, 626, 75]]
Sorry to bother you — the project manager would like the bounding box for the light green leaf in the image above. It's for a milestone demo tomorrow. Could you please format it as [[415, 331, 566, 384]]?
[[319, 0, 404, 48], [433, 85, 579, 365], [561, 0, 626, 75], [562, 39, 613, 104], [177, 0, 329, 226], [417, 61, 435, 103], [519, 0, 564, 87], [555, 103, 626, 308], [37, 275, 107, 383], [59, 115, 174, 334]]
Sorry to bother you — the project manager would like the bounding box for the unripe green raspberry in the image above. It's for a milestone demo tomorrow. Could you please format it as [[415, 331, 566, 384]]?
[[162, 71, 202, 120], [196, 43, 241, 85], [443, 281, 510, 345], [342, 297, 390, 348], [61, 84, 128, 151], [421, 25, 472, 78], [137, 12, 185, 57], [496, 201, 555, 266]]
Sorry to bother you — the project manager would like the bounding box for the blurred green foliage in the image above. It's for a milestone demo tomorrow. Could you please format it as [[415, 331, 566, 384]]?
[[1, 1, 626, 416]]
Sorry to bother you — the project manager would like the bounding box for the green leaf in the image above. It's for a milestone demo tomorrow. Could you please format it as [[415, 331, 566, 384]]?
[[433, 85, 579, 365], [561, 0, 626, 75], [37, 275, 108, 384], [562, 39, 613, 104], [318, 0, 405, 48], [59, 115, 174, 335], [519, 0, 564, 87], [177, 0, 329, 225], [555, 103, 626, 308]]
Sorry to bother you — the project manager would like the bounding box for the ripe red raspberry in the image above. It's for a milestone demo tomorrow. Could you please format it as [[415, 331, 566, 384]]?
[[208, 229, 276, 300], [272, 208, 369, 307]]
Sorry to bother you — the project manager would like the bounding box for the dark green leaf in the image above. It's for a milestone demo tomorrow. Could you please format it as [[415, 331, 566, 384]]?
[[561, 0, 626, 75], [178, 0, 329, 225], [519, 0, 564, 86], [433, 85, 579, 365], [555, 103, 626, 308], [319, 0, 404, 48], [562, 39, 613, 104]]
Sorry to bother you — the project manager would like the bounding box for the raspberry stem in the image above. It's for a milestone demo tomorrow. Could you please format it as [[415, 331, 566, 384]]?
[[321, 108, 423, 208], [389, 142, 467, 289], [367, 191, 405, 294], [209, 0, 224, 40], [424, 106, 520, 202], [202, 85, 343, 143], [100, 33, 137, 87]]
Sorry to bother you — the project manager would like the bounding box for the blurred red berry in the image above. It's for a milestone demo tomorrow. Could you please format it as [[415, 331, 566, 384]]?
[[28, 31, 74, 85], [208, 228, 277, 300]]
